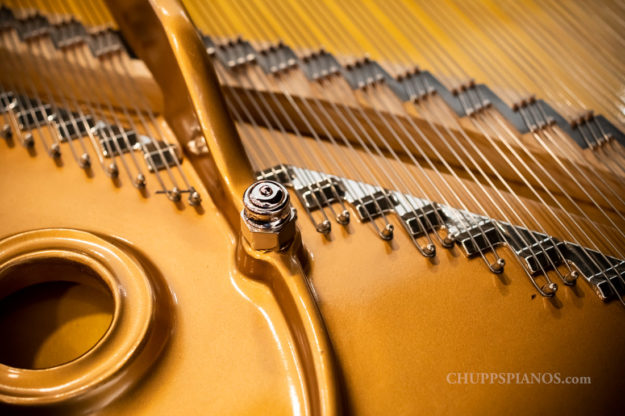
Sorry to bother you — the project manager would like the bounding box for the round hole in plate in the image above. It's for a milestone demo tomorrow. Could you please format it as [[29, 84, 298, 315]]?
[[0, 258, 114, 370]]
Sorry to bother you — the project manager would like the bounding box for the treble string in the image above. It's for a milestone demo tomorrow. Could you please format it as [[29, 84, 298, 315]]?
[[29, 33, 92, 168], [410, 0, 616, 292], [432, 0, 624, 140], [257, 0, 455, 251], [544, 1, 625, 81], [12, 2, 88, 167], [254, 0, 464, 248], [275, 0, 466, 253], [523, 0, 625, 113], [493, 0, 625, 214], [31, 0, 136, 182], [408, 0, 625, 301], [245, 0, 492, 249], [1, 21, 61, 157], [34, 4, 113, 174], [318, 0, 572, 282], [338, 0, 555, 282], [301, 0, 520, 271], [197, 0, 343, 234], [208, 0, 414, 239], [450, 0, 625, 250], [416, 0, 625, 213], [422, 1, 580, 120], [85, 0, 200, 201], [493, 0, 622, 128], [596, 1, 625, 56], [412, 0, 625, 297], [236, 0, 494, 264], [477, 0, 624, 143], [208, 0, 404, 240], [233, 0, 482, 260], [57, 0, 184, 199]]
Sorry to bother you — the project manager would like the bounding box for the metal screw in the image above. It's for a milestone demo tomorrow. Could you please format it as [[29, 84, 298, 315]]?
[[260, 185, 272, 196], [241, 180, 297, 250]]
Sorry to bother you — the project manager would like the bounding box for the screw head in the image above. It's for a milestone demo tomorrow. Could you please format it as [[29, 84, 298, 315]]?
[[243, 180, 290, 223], [241, 180, 296, 251], [247, 181, 288, 212]]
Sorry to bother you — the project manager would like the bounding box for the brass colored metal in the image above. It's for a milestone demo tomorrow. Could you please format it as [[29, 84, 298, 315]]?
[[102, 2, 341, 413], [236, 230, 339, 416], [239, 180, 340, 414], [0, 140, 313, 415], [1, 115, 625, 414], [105, 0, 255, 229], [0, 228, 174, 414], [2, 1, 625, 415]]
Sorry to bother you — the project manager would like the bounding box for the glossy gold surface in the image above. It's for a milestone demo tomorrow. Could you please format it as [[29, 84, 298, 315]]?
[[236, 233, 339, 416], [187, 0, 625, 131], [1, 137, 624, 415], [0, 278, 113, 370], [105, 0, 255, 230], [0, 141, 308, 415], [1, 0, 625, 415], [0, 228, 173, 413], [104, 1, 340, 413]]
